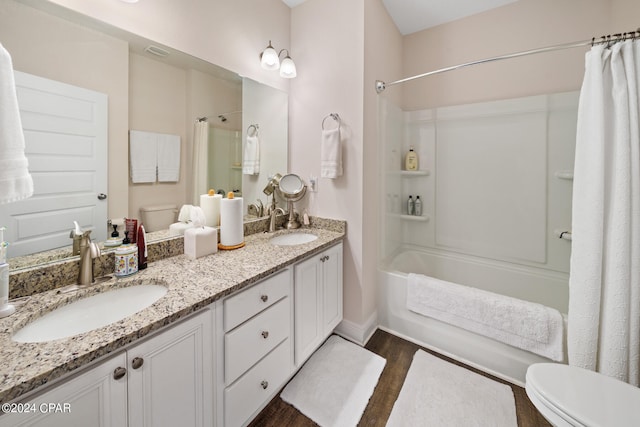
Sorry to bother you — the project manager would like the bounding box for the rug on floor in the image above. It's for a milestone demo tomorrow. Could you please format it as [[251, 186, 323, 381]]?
[[280, 335, 386, 427], [387, 349, 518, 427]]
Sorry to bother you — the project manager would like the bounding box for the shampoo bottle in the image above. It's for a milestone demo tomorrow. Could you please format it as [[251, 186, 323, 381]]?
[[405, 146, 418, 171], [407, 195, 414, 215], [414, 196, 422, 216]]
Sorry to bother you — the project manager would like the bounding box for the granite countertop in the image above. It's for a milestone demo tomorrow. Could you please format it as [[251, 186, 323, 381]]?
[[0, 222, 345, 403]]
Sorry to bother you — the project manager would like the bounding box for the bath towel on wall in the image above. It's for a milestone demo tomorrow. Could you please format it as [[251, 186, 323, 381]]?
[[157, 133, 180, 182], [407, 273, 564, 361], [321, 127, 342, 178], [129, 130, 181, 183], [0, 43, 33, 203], [243, 132, 260, 175]]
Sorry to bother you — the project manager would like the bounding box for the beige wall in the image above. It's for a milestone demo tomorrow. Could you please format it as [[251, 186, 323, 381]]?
[[0, 0, 129, 219], [43, 0, 291, 93], [290, 0, 365, 328], [362, 0, 403, 331], [400, 0, 639, 110], [128, 54, 187, 220]]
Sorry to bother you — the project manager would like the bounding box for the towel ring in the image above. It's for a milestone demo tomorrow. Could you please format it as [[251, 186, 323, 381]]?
[[247, 124, 259, 136], [322, 113, 341, 130]]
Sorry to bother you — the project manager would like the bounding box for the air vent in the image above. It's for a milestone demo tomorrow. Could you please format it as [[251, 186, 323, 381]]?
[[144, 45, 170, 58]]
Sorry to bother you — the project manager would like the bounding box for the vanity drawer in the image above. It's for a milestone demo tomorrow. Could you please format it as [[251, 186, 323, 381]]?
[[225, 297, 290, 385], [224, 339, 292, 427], [224, 268, 290, 332]]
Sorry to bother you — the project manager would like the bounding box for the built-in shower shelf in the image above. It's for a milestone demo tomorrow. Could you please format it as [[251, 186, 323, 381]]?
[[388, 214, 430, 222], [388, 170, 431, 177], [554, 170, 574, 180]]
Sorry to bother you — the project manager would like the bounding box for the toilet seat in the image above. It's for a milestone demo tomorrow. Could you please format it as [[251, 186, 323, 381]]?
[[525, 363, 640, 427]]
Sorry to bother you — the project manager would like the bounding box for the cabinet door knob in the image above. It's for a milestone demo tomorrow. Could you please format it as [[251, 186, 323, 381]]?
[[260, 294, 268, 303], [131, 357, 144, 370], [261, 330, 269, 339], [113, 367, 127, 380], [260, 380, 269, 390]]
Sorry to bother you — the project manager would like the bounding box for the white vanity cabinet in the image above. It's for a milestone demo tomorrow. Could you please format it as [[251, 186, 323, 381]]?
[[127, 308, 214, 427], [294, 242, 343, 366], [218, 268, 294, 427], [0, 308, 213, 427]]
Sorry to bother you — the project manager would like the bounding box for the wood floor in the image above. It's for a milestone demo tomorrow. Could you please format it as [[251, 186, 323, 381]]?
[[249, 329, 551, 427]]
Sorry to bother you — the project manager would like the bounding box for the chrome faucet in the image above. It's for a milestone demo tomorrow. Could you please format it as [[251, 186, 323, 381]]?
[[78, 230, 101, 286]]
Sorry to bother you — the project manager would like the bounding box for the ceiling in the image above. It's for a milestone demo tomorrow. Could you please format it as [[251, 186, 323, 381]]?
[[281, 0, 519, 35]]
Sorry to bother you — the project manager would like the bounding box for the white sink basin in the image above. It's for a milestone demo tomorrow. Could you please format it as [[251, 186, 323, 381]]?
[[12, 284, 168, 343], [269, 233, 318, 246]]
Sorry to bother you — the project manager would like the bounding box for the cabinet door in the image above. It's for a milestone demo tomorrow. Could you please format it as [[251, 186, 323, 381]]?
[[127, 309, 213, 427], [0, 352, 127, 427], [322, 242, 343, 335], [294, 253, 323, 366]]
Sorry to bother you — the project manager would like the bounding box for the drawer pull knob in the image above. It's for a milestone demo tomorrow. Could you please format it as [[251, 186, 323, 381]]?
[[260, 295, 268, 303], [261, 380, 269, 390], [261, 330, 269, 339], [113, 367, 127, 380], [131, 357, 144, 370]]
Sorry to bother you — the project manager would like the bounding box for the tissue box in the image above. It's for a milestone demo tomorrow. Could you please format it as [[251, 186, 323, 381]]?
[[184, 226, 218, 259]]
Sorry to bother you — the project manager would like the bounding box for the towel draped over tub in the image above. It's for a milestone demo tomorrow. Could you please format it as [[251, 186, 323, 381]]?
[[407, 273, 564, 361]]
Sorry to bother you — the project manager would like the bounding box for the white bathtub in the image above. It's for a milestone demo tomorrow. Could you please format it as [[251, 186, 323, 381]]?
[[378, 248, 569, 386]]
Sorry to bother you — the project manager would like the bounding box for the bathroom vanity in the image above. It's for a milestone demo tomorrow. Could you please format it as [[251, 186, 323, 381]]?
[[0, 219, 345, 427]]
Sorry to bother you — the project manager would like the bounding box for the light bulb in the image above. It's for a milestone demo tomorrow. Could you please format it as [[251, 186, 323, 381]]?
[[260, 42, 280, 70], [279, 56, 297, 78]]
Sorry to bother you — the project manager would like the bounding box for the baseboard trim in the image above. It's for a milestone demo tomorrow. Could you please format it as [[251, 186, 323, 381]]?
[[334, 311, 378, 346]]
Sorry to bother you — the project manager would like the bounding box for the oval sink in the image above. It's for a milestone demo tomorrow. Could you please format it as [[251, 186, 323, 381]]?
[[12, 284, 168, 343], [269, 233, 318, 246]]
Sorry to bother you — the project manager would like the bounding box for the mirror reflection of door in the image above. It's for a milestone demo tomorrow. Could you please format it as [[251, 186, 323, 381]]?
[[1, 71, 108, 258]]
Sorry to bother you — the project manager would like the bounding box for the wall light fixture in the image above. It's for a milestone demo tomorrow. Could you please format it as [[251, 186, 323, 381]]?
[[260, 41, 297, 78]]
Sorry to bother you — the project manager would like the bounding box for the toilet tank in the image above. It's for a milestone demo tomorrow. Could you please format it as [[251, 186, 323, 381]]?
[[139, 204, 178, 232]]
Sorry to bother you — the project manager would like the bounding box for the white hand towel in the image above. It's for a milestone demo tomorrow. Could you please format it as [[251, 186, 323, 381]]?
[[243, 134, 260, 175], [129, 130, 157, 183], [320, 127, 342, 179], [157, 133, 180, 182], [0, 43, 33, 204]]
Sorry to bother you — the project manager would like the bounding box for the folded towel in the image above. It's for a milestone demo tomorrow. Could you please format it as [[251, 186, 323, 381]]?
[[243, 134, 260, 175], [0, 43, 33, 203], [407, 273, 564, 361], [320, 127, 342, 179], [129, 130, 157, 183], [157, 133, 180, 182]]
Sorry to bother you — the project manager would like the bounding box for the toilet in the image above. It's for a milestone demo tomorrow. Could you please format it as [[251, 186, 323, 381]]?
[[525, 363, 640, 426], [139, 204, 178, 232]]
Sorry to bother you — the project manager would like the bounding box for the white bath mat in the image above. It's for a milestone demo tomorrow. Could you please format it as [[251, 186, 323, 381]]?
[[387, 350, 517, 427], [280, 335, 386, 427]]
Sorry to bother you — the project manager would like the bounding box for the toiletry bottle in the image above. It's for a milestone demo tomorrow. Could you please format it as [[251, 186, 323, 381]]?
[[414, 196, 422, 216], [405, 146, 418, 171], [137, 223, 147, 270], [407, 195, 414, 215]]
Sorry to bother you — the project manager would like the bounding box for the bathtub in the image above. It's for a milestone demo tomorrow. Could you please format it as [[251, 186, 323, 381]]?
[[378, 248, 569, 386]]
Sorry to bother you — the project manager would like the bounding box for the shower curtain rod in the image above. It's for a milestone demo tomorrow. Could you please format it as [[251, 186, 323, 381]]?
[[375, 29, 640, 93]]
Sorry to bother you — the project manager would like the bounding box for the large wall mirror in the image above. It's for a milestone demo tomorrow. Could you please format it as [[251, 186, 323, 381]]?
[[0, 0, 288, 267]]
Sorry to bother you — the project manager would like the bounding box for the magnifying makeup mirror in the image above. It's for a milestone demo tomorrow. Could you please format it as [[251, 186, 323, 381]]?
[[277, 174, 307, 229]]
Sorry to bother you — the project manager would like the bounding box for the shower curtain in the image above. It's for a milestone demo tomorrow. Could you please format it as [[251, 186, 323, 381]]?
[[191, 121, 209, 205], [568, 40, 640, 386]]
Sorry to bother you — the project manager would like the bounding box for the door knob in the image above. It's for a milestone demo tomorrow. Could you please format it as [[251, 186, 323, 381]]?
[[97, 193, 107, 200]]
